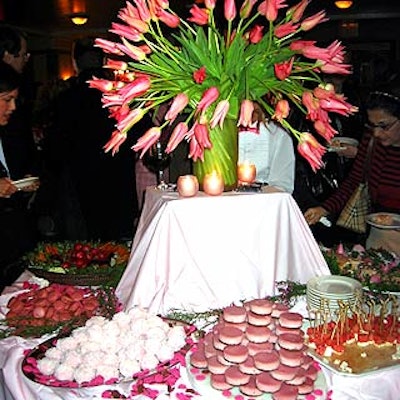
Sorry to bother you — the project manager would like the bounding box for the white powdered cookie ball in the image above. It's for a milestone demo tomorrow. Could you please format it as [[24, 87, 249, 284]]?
[[103, 320, 122, 339], [96, 364, 119, 382], [119, 358, 141, 379], [147, 326, 167, 341], [54, 364, 74, 381], [56, 337, 78, 352], [167, 326, 186, 351], [85, 316, 107, 328], [127, 307, 149, 321], [44, 346, 63, 360], [80, 340, 102, 354], [86, 324, 105, 342], [73, 365, 96, 384], [102, 352, 119, 366], [81, 350, 105, 365], [140, 353, 159, 370], [144, 338, 162, 355], [62, 350, 82, 368], [71, 327, 89, 343], [156, 345, 174, 362], [112, 311, 131, 328], [37, 357, 58, 375]]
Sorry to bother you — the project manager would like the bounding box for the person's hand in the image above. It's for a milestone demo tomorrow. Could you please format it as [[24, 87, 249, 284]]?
[[0, 177, 18, 198], [304, 206, 329, 225], [337, 144, 358, 159]]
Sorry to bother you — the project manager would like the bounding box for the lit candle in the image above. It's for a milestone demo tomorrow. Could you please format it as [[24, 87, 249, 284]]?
[[203, 171, 224, 196], [237, 162, 256, 184], [177, 174, 199, 197]]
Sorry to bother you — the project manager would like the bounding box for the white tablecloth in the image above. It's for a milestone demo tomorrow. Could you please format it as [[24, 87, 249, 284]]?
[[117, 188, 330, 315]]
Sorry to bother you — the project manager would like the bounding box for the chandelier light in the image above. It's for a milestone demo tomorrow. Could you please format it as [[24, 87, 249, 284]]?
[[69, 12, 89, 25], [334, 1, 353, 9]]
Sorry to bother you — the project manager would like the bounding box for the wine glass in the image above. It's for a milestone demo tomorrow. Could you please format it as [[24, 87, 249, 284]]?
[[143, 141, 171, 190]]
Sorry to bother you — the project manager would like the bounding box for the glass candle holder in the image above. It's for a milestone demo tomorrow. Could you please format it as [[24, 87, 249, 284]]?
[[203, 171, 224, 196], [177, 175, 199, 197], [237, 162, 256, 184]]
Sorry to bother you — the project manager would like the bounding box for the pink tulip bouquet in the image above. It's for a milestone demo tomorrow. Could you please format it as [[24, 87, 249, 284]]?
[[90, 0, 358, 173]]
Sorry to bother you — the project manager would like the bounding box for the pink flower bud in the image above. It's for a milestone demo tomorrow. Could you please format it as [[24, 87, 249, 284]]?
[[224, 0, 237, 21]]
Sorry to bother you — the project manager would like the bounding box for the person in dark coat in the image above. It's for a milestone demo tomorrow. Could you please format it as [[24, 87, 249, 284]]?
[[51, 37, 139, 241]]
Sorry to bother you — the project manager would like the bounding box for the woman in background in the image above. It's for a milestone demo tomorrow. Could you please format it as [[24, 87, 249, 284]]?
[[0, 62, 40, 288], [304, 89, 400, 255]]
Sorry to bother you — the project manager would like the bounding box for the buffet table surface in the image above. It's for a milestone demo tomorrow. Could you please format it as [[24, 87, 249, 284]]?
[[1, 273, 400, 400], [117, 187, 330, 315]]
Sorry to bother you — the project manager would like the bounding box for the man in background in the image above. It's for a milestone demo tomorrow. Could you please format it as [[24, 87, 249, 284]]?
[[51, 37, 139, 241]]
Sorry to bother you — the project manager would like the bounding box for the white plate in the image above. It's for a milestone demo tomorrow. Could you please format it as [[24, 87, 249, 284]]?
[[12, 176, 39, 189], [327, 137, 359, 152], [307, 275, 362, 296], [366, 213, 400, 229]]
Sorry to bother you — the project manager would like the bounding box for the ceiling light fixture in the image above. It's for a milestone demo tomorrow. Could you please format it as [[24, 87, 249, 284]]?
[[334, 0, 353, 9], [69, 12, 89, 25]]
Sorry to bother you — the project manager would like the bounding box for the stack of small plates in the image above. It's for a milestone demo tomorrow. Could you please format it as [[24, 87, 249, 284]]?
[[306, 275, 363, 311]]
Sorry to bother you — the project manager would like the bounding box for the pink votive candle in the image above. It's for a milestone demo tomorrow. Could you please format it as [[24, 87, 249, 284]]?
[[177, 175, 199, 197], [203, 171, 224, 196], [237, 162, 256, 184]]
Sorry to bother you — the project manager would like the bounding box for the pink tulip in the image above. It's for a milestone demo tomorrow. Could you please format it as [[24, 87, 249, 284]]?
[[302, 91, 319, 121], [165, 93, 189, 123], [188, 5, 209, 25], [120, 16, 149, 33], [274, 22, 298, 38], [196, 87, 219, 115], [205, 0, 216, 10], [94, 38, 124, 56], [110, 23, 143, 42], [249, 25, 264, 44], [119, 76, 151, 102], [272, 99, 290, 121], [258, 0, 287, 22], [238, 100, 254, 127], [166, 122, 189, 153], [194, 122, 212, 148], [210, 100, 230, 129], [87, 77, 114, 92], [288, 0, 309, 23], [157, 9, 180, 28], [132, 127, 161, 158], [119, 1, 140, 19], [133, 0, 151, 22], [224, 0, 237, 21], [319, 61, 352, 75], [189, 135, 205, 162], [274, 57, 294, 80], [117, 108, 145, 133], [297, 132, 326, 172], [104, 130, 127, 155], [101, 94, 124, 108], [240, 0, 257, 18], [117, 39, 147, 61], [313, 119, 337, 141], [289, 39, 316, 52], [104, 59, 128, 71], [301, 10, 328, 31], [155, 0, 169, 8], [318, 92, 358, 116]]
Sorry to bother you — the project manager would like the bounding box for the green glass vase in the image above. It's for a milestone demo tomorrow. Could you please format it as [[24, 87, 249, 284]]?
[[193, 118, 238, 191]]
